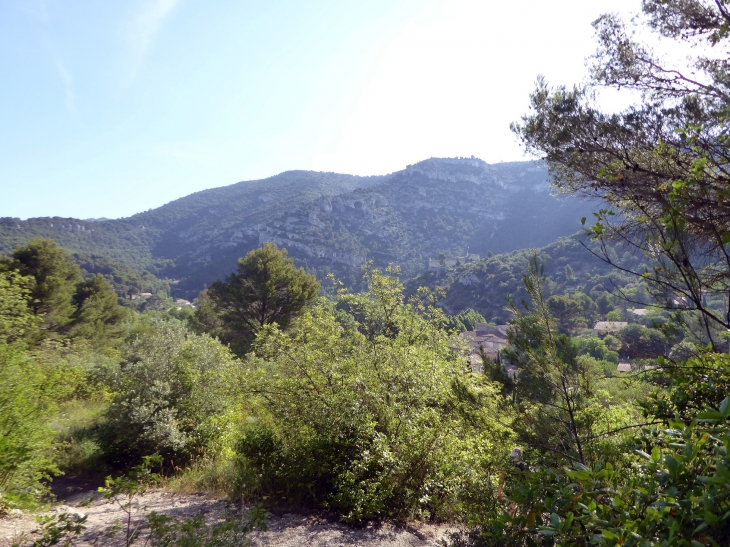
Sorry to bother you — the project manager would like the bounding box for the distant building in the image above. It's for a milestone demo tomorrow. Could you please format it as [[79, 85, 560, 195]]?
[[593, 321, 627, 336], [460, 323, 510, 371], [617, 362, 632, 373], [631, 308, 648, 316]]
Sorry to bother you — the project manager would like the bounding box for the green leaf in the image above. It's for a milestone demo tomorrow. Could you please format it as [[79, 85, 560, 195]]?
[[550, 512, 561, 528], [696, 411, 724, 422], [581, 216, 587, 226]]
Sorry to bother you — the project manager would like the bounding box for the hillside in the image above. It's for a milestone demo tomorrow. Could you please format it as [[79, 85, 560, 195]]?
[[1, 158, 598, 297], [408, 233, 650, 324], [0, 171, 381, 268]]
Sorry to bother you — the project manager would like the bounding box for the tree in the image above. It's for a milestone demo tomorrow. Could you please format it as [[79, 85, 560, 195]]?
[[7, 239, 83, 336], [546, 294, 585, 333], [97, 322, 238, 469], [0, 271, 58, 501], [70, 274, 129, 350], [446, 307, 487, 332], [476, 3, 730, 543], [0, 270, 36, 344], [201, 243, 319, 355], [512, 0, 730, 349], [596, 292, 614, 317], [618, 323, 669, 359], [503, 257, 632, 466]]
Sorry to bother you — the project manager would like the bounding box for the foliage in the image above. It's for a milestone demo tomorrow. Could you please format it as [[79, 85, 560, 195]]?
[[574, 337, 618, 365], [73, 252, 167, 297], [502, 257, 639, 467], [0, 269, 37, 344], [546, 294, 586, 333], [0, 239, 130, 351], [7, 239, 83, 336], [31, 512, 87, 547], [477, 352, 730, 546], [96, 322, 239, 470], [70, 274, 130, 350], [618, 324, 669, 360], [199, 243, 319, 356], [448, 4, 730, 544], [0, 271, 66, 503], [410, 233, 650, 326], [0, 343, 60, 503], [446, 308, 487, 332], [512, 0, 730, 350], [238, 267, 511, 522]]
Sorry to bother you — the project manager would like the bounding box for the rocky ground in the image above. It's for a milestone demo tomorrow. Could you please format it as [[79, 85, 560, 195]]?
[[0, 488, 457, 547]]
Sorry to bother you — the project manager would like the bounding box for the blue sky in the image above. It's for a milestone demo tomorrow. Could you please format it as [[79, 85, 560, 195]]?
[[1, 0, 639, 220]]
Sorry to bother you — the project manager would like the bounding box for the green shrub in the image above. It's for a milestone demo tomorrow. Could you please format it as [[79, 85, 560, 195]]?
[[0, 344, 60, 503], [238, 268, 511, 522], [96, 322, 239, 470], [0, 269, 64, 504]]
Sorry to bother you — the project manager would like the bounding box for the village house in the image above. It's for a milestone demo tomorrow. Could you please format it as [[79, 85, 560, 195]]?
[[459, 323, 509, 372], [593, 321, 627, 336]]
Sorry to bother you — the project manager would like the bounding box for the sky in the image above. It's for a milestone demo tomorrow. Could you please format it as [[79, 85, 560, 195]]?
[[1, 0, 642, 220]]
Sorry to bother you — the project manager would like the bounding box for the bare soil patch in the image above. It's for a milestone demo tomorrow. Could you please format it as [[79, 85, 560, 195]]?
[[1, 488, 456, 547]]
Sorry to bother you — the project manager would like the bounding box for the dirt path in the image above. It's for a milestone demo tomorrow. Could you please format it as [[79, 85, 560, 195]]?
[[1, 490, 457, 546]]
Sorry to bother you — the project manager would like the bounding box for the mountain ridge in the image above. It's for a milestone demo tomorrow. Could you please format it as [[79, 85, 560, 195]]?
[[1, 157, 599, 297]]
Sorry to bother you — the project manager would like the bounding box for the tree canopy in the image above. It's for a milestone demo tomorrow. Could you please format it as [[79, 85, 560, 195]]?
[[198, 242, 319, 355], [512, 0, 730, 349]]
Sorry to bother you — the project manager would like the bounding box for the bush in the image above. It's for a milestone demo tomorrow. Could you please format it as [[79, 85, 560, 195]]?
[[238, 268, 511, 522], [0, 344, 60, 503], [0, 269, 66, 504], [96, 322, 239, 470]]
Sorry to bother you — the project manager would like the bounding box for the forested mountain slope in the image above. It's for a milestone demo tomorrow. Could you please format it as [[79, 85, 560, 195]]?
[[0, 171, 381, 272], [1, 158, 598, 297], [408, 233, 649, 324]]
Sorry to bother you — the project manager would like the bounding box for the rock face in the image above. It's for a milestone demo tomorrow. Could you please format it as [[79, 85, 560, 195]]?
[[212, 157, 592, 291], [0, 157, 598, 297]]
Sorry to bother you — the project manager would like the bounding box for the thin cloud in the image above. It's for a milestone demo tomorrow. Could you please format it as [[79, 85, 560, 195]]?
[[52, 55, 75, 112], [19, 0, 76, 112], [125, 0, 181, 78]]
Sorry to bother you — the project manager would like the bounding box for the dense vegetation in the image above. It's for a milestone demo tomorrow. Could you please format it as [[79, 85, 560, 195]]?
[[3, 1, 730, 545], [408, 233, 651, 323], [461, 0, 730, 544]]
